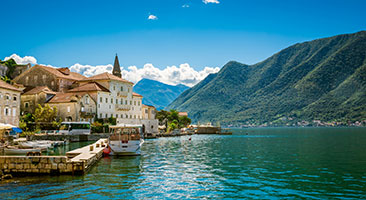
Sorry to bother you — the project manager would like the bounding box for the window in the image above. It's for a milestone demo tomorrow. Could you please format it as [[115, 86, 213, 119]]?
[[13, 96, 17, 101], [13, 108, 16, 116], [111, 114, 113, 118], [145, 109, 148, 113], [34, 75, 38, 81], [67, 106, 70, 112], [134, 101, 136, 106], [120, 99, 123, 104], [81, 107, 85, 112], [100, 113, 102, 118], [6, 95, 10, 100], [130, 101, 132, 105], [121, 86, 123, 91], [128, 88, 130, 92], [138, 101, 140, 106], [100, 97, 102, 103], [85, 96, 89, 104], [113, 86, 115, 90], [98, 104, 100, 108], [111, 98, 113, 104], [105, 98, 108, 103], [25, 102, 29, 108], [25, 76, 29, 84], [4, 108, 9, 116], [125, 100, 127, 104], [116, 114, 118, 118], [51, 81, 54, 86], [105, 113, 108, 118]]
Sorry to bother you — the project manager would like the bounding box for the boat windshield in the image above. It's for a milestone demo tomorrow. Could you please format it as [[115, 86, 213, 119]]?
[[109, 127, 141, 141]]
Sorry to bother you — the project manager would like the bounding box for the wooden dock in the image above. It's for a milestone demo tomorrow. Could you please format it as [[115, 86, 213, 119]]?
[[66, 138, 108, 171]]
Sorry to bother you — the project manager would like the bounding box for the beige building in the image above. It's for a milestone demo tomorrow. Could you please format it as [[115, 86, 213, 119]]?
[[14, 65, 86, 93], [46, 92, 96, 122], [0, 80, 22, 126], [21, 86, 56, 114]]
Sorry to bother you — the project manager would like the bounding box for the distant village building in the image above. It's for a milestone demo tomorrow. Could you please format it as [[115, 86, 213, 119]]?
[[46, 93, 96, 122], [0, 80, 22, 126]]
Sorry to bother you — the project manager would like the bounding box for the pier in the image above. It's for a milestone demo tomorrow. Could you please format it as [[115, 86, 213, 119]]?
[[0, 139, 108, 175]]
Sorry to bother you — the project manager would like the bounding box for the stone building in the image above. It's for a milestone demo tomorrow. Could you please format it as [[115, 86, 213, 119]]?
[[13, 65, 86, 93], [10, 63, 31, 79], [0, 80, 22, 126], [46, 92, 96, 122], [0, 63, 7, 77], [21, 86, 56, 114]]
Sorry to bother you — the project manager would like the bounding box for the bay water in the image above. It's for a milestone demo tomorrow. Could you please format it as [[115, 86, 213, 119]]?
[[1, 127, 366, 199]]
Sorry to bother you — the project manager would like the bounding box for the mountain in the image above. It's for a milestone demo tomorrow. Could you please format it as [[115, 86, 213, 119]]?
[[167, 31, 366, 126], [133, 78, 189, 110]]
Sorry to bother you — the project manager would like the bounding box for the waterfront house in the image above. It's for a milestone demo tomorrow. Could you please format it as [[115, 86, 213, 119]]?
[[0, 80, 22, 126], [20, 86, 56, 114], [46, 92, 96, 122]]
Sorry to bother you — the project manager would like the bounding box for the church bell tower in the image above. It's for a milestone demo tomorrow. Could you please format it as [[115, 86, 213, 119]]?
[[113, 54, 122, 78]]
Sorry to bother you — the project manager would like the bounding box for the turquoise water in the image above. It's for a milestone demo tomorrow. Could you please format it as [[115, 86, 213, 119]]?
[[1, 127, 366, 199]]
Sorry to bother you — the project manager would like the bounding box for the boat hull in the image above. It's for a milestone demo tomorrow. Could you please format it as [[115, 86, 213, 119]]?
[[109, 139, 144, 156]]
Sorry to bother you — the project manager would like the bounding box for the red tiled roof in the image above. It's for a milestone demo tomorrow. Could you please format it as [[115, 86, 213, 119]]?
[[0, 80, 23, 92], [132, 92, 143, 97], [82, 72, 133, 84], [68, 82, 110, 92], [34, 65, 86, 81], [23, 86, 56, 95]]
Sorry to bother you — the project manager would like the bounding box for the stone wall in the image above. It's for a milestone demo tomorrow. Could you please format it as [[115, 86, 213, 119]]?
[[0, 156, 85, 175]]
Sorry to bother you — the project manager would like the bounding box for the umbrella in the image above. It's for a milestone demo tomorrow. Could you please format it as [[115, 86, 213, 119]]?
[[12, 127, 23, 133]]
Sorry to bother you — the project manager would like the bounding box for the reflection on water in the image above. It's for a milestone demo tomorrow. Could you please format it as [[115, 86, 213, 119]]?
[[1, 127, 366, 199]]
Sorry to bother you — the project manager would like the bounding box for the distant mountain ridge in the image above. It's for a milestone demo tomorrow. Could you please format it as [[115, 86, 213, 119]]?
[[133, 78, 189, 110], [167, 31, 366, 125]]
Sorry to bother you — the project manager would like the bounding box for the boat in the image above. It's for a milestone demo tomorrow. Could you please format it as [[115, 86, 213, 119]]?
[[18, 141, 53, 151], [106, 124, 144, 156], [4, 146, 41, 155]]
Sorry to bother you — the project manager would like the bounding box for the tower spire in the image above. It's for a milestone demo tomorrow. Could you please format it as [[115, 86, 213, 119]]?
[[113, 54, 122, 78]]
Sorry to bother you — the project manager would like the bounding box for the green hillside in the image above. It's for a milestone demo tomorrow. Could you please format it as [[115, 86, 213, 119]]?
[[167, 31, 366, 126]]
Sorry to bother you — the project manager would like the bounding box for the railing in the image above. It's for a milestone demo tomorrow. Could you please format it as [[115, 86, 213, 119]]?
[[115, 104, 131, 111]]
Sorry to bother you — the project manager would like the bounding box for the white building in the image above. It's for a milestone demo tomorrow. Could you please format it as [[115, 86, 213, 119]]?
[[74, 55, 158, 134], [0, 80, 22, 126]]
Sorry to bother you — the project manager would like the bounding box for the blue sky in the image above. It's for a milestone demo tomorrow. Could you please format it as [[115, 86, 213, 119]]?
[[0, 0, 365, 84]]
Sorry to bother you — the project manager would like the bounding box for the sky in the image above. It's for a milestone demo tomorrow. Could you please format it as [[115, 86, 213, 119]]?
[[1, 0, 365, 86]]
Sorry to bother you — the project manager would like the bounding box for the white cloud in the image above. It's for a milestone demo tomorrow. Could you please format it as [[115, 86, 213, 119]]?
[[5, 54, 220, 87], [3, 54, 37, 65], [182, 4, 190, 8], [70, 63, 220, 87], [203, 0, 220, 4], [148, 14, 158, 20]]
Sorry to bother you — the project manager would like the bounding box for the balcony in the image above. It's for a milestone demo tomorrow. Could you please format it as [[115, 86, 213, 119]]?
[[117, 91, 129, 97], [115, 104, 131, 111]]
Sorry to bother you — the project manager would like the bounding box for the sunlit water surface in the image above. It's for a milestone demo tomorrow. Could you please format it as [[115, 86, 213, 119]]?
[[1, 127, 366, 199]]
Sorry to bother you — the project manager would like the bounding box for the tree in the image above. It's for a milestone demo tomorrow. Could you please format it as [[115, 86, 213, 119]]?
[[179, 116, 191, 128], [33, 104, 60, 130]]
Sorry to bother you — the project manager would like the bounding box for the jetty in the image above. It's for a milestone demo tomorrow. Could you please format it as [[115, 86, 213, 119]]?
[[0, 139, 107, 175]]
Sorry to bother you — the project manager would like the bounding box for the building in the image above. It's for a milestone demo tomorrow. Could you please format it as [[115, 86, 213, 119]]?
[[21, 86, 56, 114], [0, 63, 7, 77], [10, 63, 31, 79], [0, 80, 22, 126], [46, 92, 96, 122], [13, 65, 86, 93]]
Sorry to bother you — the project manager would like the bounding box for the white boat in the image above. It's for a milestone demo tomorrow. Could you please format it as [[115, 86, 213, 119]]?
[[107, 124, 144, 156], [4, 146, 41, 155], [19, 141, 53, 151]]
